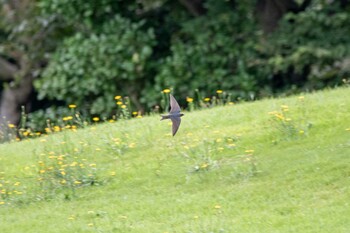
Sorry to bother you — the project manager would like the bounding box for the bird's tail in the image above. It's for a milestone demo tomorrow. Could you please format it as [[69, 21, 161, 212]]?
[[160, 115, 169, 121]]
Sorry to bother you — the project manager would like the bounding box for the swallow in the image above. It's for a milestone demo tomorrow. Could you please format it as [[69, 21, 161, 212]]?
[[160, 94, 184, 136]]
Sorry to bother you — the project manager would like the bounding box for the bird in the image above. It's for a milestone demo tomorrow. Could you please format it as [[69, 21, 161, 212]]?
[[160, 94, 184, 136]]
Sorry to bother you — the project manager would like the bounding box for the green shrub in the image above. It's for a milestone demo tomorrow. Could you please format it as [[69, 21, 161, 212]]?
[[35, 15, 155, 117]]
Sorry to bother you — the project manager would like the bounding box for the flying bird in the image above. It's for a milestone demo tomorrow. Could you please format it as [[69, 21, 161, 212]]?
[[160, 94, 184, 136]]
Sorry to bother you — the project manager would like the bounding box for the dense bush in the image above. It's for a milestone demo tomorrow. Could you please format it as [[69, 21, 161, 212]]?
[[155, 1, 260, 100], [22, 0, 350, 132], [261, 5, 350, 93], [35, 16, 155, 117]]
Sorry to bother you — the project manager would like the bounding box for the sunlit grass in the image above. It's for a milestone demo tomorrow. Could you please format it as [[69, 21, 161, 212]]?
[[0, 87, 350, 232]]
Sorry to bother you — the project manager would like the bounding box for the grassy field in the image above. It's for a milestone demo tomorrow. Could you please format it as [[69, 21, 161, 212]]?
[[1, 87, 350, 233]]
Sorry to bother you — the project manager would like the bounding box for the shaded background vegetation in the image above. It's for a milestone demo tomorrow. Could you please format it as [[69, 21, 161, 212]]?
[[0, 0, 350, 135]]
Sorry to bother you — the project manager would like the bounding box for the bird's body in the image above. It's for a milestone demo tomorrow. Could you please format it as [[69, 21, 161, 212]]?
[[161, 94, 184, 136]]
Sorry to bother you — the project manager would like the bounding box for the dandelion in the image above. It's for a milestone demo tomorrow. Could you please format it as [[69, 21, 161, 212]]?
[[186, 97, 193, 103], [132, 111, 138, 116], [22, 131, 30, 137], [201, 163, 208, 169], [228, 102, 234, 105], [63, 116, 73, 121], [89, 163, 96, 167], [68, 104, 77, 109], [61, 180, 66, 184], [0, 202, 5, 205], [92, 117, 99, 122], [216, 90, 223, 94], [214, 205, 221, 209], [136, 115, 142, 118], [74, 181, 82, 185], [194, 215, 199, 219], [110, 171, 116, 176], [275, 113, 284, 120], [245, 149, 254, 153], [53, 126, 61, 132], [14, 182, 20, 186], [204, 97, 210, 102], [121, 105, 127, 109], [163, 89, 171, 93], [108, 119, 115, 123], [68, 216, 75, 220], [299, 130, 305, 134], [8, 124, 15, 128], [116, 101, 123, 105], [114, 95, 122, 100], [87, 223, 94, 227]]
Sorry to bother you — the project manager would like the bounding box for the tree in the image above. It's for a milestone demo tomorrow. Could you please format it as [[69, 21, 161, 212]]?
[[1, 0, 350, 138]]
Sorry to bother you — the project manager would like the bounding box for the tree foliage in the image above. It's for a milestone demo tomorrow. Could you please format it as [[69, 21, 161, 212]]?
[[1, 0, 350, 133], [36, 16, 155, 116]]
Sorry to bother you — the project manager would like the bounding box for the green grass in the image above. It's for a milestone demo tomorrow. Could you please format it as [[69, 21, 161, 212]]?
[[1, 87, 350, 233]]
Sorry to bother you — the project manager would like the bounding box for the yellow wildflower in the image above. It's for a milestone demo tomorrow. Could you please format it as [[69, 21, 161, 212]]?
[[186, 97, 193, 103], [22, 131, 30, 137], [114, 95, 122, 100], [116, 101, 123, 105], [216, 90, 223, 94], [245, 149, 255, 153], [92, 117, 99, 122], [8, 124, 15, 128], [53, 126, 61, 132], [121, 105, 127, 109], [214, 205, 221, 209], [163, 89, 171, 93], [68, 104, 77, 109]]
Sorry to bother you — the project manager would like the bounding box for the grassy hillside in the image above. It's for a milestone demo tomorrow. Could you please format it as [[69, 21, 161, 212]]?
[[1, 87, 350, 233]]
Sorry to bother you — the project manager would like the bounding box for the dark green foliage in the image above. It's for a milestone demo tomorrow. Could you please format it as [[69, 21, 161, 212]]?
[[155, 1, 260, 99], [7, 0, 350, 132], [35, 16, 155, 117], [258, 3, 350, 93]]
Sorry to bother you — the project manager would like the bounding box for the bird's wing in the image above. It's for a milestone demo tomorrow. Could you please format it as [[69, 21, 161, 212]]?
[[169, 94, 181, 113], [171, 117, 181, 136]]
